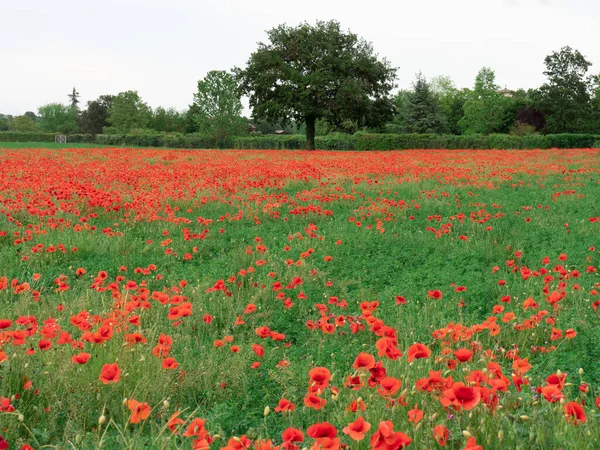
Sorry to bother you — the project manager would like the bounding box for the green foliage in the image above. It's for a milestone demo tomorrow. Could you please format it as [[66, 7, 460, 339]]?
[[106, 91, 152, 133], [232, 135, 306, 149], [8, 115, 39, 132], [405, 73, 445, 133], [0, 114, 10, 131], [431, 75, 465, 135], [150, 107, 187, 133], [0, 131, 55, 142], [538, 47, 594, 133], [236, 20, 397, 149], [459, 67, 506, 134], [78, 95, 114, 135], [38, 103, 78, 134], [509, 122, 538, 136], [192, 71, 245, 147]]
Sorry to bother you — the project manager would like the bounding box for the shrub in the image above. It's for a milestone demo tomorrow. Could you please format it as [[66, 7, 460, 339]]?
[[0, 131, 56, 142]]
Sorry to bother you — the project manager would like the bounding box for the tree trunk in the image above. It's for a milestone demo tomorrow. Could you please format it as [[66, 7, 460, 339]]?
[[305, 115, 316, 150]]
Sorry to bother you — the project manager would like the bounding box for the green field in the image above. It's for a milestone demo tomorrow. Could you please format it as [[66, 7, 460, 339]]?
[[0, 146, 599, 449]]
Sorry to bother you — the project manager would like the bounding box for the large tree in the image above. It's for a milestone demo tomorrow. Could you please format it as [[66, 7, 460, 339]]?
[[38, 103, 78, 134], [236, 20, 397, 149], [192, 70, 245, 146], [459, 67, 506, 135], [106, 91, 152, 133], [78, 95, 114, 135], [538, 47, 594, 133], [405, 73, 445, 134]]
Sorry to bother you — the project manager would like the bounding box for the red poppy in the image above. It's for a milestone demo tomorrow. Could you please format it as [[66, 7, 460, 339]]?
[[71, 352, 91, 364], [441, 382, 481, 410], [342, 416, 371, 441], [127, 399, 151, 424], [407, 343, 431, 362], [99, 363, 121, 384], [564, 402, 586, 425], [370, 420, 411, 450], [353, 352, 375, 370], [433, 425, 449, 446]]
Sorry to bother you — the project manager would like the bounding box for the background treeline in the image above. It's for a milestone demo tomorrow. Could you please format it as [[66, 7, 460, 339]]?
[[2, 33, 600, 149], [2, 131, 598, 151]]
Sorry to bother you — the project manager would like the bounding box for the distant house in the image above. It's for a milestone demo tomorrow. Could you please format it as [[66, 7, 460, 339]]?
[[275, 129, 287, 135], [248, 123, 257, 133], [497, 87, 515, 98]]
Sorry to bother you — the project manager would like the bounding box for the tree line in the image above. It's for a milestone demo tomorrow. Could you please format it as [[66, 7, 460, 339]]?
[[1, 21, 599, 150]]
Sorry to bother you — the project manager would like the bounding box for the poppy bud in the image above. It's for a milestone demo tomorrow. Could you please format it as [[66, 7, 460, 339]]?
[[163, 400, 169, 408], [264, 406, 270, 417], [76, 434, 82, 444], [462, 430, 471, 438], [99, 415, 106, 425], [579, 368, 584, 376], [18, 414, 24, 422], [498, 430, 504, 440], [520, 415, 529, 420], [431, 413, 438, 421]]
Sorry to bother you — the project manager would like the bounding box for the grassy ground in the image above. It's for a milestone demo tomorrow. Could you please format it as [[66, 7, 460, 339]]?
[[0, 147, 599, 449]]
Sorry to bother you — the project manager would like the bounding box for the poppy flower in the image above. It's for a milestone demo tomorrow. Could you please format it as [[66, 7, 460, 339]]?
[[304, 393, 326, 410], [441, 382, 481, 410], [127, 399, 151, 424], [407, 343, 431, 362], [308, 367, 331, 390], [564, 402, 586, 425], [71, 352, 91, 364], [342, 416, 371, 441], [167, 411, 185, 433], [407, 404, 423, 424], [99, 363, 121, 384], [464, 437, 483, 450], [377, 377, 402, 397], [280, 429, 304, 450], [307, 422, 337, 439], [353, 352, 375, 370], [433, 425, 449, 446], [370, 420, 411, 450], [454, 348, 473, 362], [274, 398, 295, 413], [162, 357, 179, 370], [428, 290, 442, 300]]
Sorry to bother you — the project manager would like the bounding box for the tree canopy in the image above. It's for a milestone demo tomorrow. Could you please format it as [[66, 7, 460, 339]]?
[[236, 20, 397, 149], [538, 46, 594, 133], [106, 91, 152, 134], [192, 70, 245, 146], [79, 95, 114, 135], [405, 73, 445, 134], [38, 103, 78, 134], [459, 67, 506, 135]]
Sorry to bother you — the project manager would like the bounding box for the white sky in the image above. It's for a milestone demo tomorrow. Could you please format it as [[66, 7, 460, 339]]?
[[1, 0, 599, 116]]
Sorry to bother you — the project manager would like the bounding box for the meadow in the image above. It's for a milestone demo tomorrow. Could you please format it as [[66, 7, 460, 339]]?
[[0, 146, 599, 449]]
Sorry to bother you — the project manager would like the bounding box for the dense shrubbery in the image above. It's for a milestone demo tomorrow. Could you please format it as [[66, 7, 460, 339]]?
[[2, 131, 600, 150], [0, 132, 56, 142]]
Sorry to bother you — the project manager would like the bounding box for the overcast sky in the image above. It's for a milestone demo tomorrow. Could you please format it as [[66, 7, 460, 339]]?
[[1, 0, 599, 116]]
